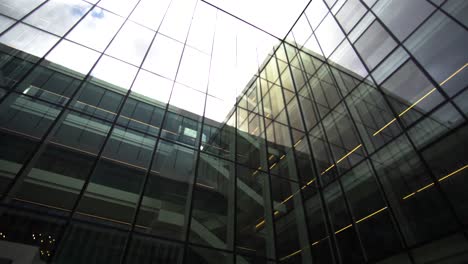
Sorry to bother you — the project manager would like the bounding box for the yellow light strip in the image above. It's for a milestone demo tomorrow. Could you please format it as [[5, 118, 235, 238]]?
[[372, 118, 397, 137], [279, 249, 302, 261], [403, 164, 467, 200], [196, 183, 215, 189], [334, 224, 352, 234], [268, 155, 275, 161], [335, 144, 362, 164], [321, 164, 335, 175], [269, 163, 277, 170], [280, 154, 286, 160], [355, 207, 387, 224], [398, 88, 436, 117], [320, 144, 362, 175], [402, 192, 415, 200], [439, 165, 468, 182], [373, 63, 467, 137], [439, 63, 467, 86], [294, 139, 302, 147]]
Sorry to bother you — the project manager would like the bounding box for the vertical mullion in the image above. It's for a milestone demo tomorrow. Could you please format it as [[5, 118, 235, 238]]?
[[272, 47, 313, 263], [282, 42, 340, 264]]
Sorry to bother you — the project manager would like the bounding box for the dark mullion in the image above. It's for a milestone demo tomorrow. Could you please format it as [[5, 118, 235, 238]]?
[[44, 0, 165, 261], [0, 0, 51, 38], [282, 42, 340, 264], [326, 0, 465, 260], [180, 4, 238, 263], [310, 2, 417, 262], [257, 54, 280, 263], [426, 0, 468, 31], [355, 0, 468, 232], [115, 0, 177, 262], [305, 32, 370, 263], [272, 47, 315, 263], [0, 0, 106, 203], [358, 0, 468, 122]]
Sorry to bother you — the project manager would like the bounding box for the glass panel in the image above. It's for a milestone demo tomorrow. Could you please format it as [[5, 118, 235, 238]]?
[[407, 103, 464, 149], [0, 0, 45, 19], [371, 47, 409, 85], [421, 125, 468, 224], [0, 48, 35, 89], [158, 0, 197, 43], [177, 46, 211, 92], [129, 0, 171, 30], [348, 12, 375, 43], [0, 208, 64, 262], [373, 0, 434, 40], [15, 64, 82, 106], [0, 93, 60, 194], [24, 0, 92, 36], [405, 11, 468, 97], [168, 83, 206, 117], [142, 33, 184, 81], [0, 14, 15, 34], [371, 135, 459, 245], [308, 66, 341, 117], [135, 139, 197, 241], [124, 234, 184, 264], [0, 23, 60, 58], [314, 14, 345, 57], [304, 0, 328, 30], [98, 0, 138, 17], [309, 125, 337, 187], [236, 108, 267, 170], [130, 69, 173, 105], [15, 111, 111, 211], [91, 55, 138, 90], [380, 60, 445, 127], [345, 82, 401, 154], [453, 89, 468, 115], [329, 39, 368, 78], [72, 81, 124, 122], [324, 181, 365, 263], [336, 0, 367, 33], [186, 246, 233, 264], [106, 21, 154, 66], [75, 126, 156, 227], [161, 110, 202, 148], [341, 161, 403, 260], [187, 3, 217, 54], [46, 40, 100, 76], [236, 167, 275, 259], [442, 0, 468, 27], [355, 21, 397, 70], [189, 153, 235, 250], [301, 181, 335, 263], [203, 105, 235, 160], [270, 176, 313, 263], [53, 221, 127, 263], [67, 7, 124, 52], [322, 104, 365, 175], [117, 96, 165, 136]]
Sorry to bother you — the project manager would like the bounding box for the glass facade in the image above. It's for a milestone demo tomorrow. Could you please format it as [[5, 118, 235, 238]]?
[[0, 0, 467, 263]]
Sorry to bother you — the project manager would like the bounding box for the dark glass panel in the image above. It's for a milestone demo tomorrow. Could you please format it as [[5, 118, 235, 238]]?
[[236, 166, 274, 259], [371, 135, 459, 245], [135, 139, 196, 241], [189, 154, 235, 250]]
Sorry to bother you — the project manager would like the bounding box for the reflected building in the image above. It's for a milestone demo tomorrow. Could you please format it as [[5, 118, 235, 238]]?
[[0, 0, 467, 264]]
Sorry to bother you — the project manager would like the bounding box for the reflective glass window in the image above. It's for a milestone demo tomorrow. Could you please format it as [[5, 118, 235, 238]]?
[[24, 0, 92, 36]]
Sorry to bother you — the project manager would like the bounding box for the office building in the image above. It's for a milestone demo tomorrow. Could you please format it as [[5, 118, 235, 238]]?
[[0, 0, 467, 263]]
